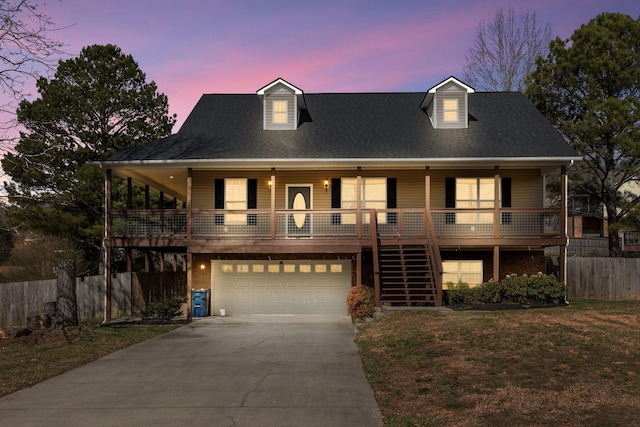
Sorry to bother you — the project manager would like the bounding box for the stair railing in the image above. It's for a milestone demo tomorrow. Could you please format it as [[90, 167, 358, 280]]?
[[425, 209, 443, 306], [370, 209, 381, 307]]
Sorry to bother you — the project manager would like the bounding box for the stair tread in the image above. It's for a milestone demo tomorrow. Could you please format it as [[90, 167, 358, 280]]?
[[375, 237, 439, 305]]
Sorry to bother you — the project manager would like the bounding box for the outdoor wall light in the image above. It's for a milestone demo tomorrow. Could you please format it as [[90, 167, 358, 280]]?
[[268, 180, 272, 190], [200, 264, 206, 270], [324, 179, 329, 191]]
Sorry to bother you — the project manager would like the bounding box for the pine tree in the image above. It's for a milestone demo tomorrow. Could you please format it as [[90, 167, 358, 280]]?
[[2, 44, 176, 273]]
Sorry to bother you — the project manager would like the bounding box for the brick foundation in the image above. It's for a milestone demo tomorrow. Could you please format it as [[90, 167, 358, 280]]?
[[499, 251, 545, 278]]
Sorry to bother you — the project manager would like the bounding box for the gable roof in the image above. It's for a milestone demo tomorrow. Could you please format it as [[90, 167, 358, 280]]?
[[102, 91, 579, 166], [256, 77, 304, 96], [420, 76, 474, 110], [256, 77, 306, 110], [428, 76, 475, 93]]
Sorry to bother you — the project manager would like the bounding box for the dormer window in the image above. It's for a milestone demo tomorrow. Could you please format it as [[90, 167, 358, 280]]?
[[420, 76, 474, 129], [257, 78, 306, 130], [272, 100, 288, 124], [443, 99, 458, 122]]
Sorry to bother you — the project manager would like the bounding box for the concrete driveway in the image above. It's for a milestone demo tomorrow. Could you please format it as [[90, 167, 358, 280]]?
[[0, 315, 383, 427]]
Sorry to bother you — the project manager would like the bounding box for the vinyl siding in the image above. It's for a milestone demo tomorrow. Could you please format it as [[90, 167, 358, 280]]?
[[273, 170, 330, 209], [264, 86, 296, 130], [394, 170, 426, 208], [192, 170, 272, 209], [430, 169, 543, 208], [436, 92, 466, 129], [322, 170, 425, 209], [191, 168, 542, 210]]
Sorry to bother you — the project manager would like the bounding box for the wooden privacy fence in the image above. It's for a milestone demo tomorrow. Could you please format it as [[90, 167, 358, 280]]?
[[567, 257, 640, 300], [0, 271, 188, 329], [131, 272, 187, 313], [0, 273, 130, 330]]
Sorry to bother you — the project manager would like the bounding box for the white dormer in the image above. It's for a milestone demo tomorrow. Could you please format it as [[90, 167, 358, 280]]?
[[256, 78, 306, 130], [420, 76, 474, 129]]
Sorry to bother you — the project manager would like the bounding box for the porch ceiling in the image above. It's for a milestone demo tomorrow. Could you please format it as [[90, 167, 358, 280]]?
[[103, 157, 574, 202], [114, 168, 188, 201]]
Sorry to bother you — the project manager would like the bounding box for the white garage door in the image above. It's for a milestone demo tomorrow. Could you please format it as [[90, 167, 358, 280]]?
[[211, 260, 351, 316]]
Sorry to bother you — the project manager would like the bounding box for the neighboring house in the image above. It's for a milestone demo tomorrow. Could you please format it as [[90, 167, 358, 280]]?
[[567, 182, 640, 255], [567, 194, 607, 238], [95, 76, 580, 319], [566, 193, 610, 256]]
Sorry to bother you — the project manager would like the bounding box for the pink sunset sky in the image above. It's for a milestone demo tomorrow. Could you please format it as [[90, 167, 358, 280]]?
[[34, 0, 640, 132]]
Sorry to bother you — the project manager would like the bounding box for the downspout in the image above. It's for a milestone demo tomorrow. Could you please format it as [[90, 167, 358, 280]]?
[[564, 161, 572, 305], [103, 166, 112, 322]]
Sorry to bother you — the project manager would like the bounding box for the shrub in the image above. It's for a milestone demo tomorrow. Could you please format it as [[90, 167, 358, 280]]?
[[475, 279, 502, 303], [528, 272, 567, 304], [140, 295, 186, 321], [501, 274, 530, 304], [347, 284, 375, 321], [447, 282, 479, 305], [446, 273, 567, 306]]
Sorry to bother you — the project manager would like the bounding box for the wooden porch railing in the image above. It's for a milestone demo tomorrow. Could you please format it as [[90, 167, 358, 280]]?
[[110, 208, 563, 240]]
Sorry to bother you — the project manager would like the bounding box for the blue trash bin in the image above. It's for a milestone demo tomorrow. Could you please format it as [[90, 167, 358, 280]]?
[[191, 289, 209, 317]]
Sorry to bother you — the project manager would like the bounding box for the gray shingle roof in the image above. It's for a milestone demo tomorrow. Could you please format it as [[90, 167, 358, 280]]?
[[104, 91, 578, 162]]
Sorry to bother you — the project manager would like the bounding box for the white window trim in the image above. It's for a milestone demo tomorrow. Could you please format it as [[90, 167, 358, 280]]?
[[272, 100, 288, 124], [456, 178, 495, 224], [442, 260, 483, 287], [341, 178, 387, 224], [443, 98, 458, 122], [224, 178, 247, 225]]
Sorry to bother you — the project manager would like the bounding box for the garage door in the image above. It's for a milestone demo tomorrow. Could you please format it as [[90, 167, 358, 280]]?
[[211, 260, 351, 315]]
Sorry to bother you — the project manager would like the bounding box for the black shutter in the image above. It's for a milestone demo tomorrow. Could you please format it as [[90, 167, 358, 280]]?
[[501, 177, 512, 208], [501, 177, 512, 224], [214, 179, 224, 225], [387, 178, 397, 224], [445, 177, 456, 224], [247, 178, 257, 225], [445, 178, 456, 208], [214, 179, 225, 208], [331, 178, 341, 225]]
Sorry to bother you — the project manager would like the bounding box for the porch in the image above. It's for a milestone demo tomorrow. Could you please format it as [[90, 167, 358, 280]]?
[[105, 207, 565, 312], [102, 166, 568, 320], [109, 207, 563, 243]]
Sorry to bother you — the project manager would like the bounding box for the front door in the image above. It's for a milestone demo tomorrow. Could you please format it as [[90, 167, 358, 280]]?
[[287, 185, 312, 236]]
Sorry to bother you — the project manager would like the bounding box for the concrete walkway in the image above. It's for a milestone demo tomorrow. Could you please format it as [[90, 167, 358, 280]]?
[[0, 315, 383, 427]]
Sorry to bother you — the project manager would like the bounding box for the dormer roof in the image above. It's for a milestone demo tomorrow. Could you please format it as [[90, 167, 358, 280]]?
[[420, 76, 475, 110], [256, 78, 306, 130], [256, 78, 306, 110], [420, 76, 475, 129]]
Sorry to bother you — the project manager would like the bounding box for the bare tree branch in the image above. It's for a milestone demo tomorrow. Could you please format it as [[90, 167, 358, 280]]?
[[463, 7, 551, 92], [0, 0, 67, 148]]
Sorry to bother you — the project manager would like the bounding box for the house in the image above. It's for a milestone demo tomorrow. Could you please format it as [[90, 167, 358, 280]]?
[[568, 194, 606, 238], [95, 77, 580, 320], [567, 181, 640, 256]]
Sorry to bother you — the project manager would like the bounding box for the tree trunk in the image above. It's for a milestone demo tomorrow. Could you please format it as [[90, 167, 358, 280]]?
[[56, 259, 78, 327], [606, 205, 622, 257], [609, 231, 622, 257]]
